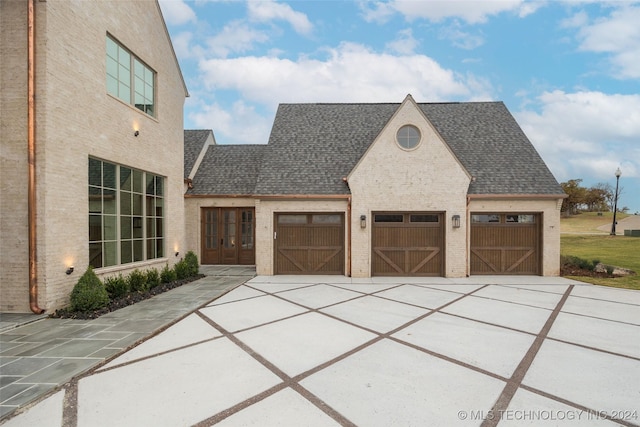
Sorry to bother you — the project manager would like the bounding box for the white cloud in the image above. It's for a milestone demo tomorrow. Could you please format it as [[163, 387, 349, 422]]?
[[573, 5, 640, 78], [361, 0, 533, 24], [439, 23, 485, 49], [247, 0, 313, 35], [189, 100, 272, 145], [158, 0, 197, 26], [560, 10, 589, 28], [197, 42, 485, 107], [205, 21, 269, 57], [385, 28, 419, 54], [516, 90, 640, 183]]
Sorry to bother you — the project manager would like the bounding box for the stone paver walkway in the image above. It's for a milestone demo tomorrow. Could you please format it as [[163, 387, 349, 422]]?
[[0, 266, 254, 420]]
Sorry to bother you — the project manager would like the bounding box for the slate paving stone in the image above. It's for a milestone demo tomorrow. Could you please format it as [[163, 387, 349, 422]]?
[[20, 358, 101, 385], [0, 376, 21, 388], [40, 339, 114, 358], [14, 339, 70, 357], [0, 383, 33, 404], [0, 357, 61, 376], [1, 384, 57, 407]]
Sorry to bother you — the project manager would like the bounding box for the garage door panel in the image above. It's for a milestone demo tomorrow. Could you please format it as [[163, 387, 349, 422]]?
[[275, 214, 344, 275], [471, 213, 540, 275], [372, 212, 444, 277]]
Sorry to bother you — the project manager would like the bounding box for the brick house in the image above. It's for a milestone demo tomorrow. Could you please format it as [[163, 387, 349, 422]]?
[[0, 0, 188, 312], [185, 95, 566, 278]]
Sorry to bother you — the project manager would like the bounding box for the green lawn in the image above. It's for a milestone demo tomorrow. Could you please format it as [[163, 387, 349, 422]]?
[[561, 234, 640, 290], [560, 211, 628, 233]]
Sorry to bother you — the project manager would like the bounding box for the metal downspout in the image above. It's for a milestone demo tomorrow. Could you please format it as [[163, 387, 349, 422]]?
[[347, 196, 352, 277], [28, 0, 45, 314]]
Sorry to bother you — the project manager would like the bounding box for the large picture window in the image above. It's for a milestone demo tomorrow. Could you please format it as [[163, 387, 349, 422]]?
[[89, 158, 164, 268], [106, 35, 155, 116]]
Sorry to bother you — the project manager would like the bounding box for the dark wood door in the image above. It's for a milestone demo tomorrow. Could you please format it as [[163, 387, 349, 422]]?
[[470, 213, 540, 275], [275, 213, 344, 274], [372, 212, 444, 276], [221, 209, 237, 264], [201, 208, 255, 265]]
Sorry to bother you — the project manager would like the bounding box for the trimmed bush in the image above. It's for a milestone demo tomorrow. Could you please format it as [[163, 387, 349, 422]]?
[[174, 259, 190, 280], [104, 274, 129, 299], [184, 251, 199, 276], [70, 267, 109, 312], [561, 255, 596, 271], [128, 269, 148, 292], [160, 264, 176, 283], [146, 268, 160, 288]]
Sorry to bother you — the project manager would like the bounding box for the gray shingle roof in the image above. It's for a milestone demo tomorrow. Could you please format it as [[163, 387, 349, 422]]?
[[187, 144, 267, 195], [418, 102, 563, 194], [188, 101, 564, 196], [255, 103, 398, 195], [184, 130, 211, 179]]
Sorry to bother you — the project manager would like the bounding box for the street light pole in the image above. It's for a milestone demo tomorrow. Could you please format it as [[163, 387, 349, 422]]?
[[610, 167, 622, 235]]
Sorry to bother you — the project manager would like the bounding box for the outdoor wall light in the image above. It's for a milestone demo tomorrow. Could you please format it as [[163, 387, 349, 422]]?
[[134, 130, 140, 137], [66, 266, 74, 275], [175, 251, 180, 257], [452, 215, 461, 228], [360, 215, 366, 229]]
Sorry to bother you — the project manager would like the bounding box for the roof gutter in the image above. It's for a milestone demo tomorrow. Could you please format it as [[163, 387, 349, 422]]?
[[467, 193, 568, 204], [184, 194, 352, 200], [28, 0, 45, 314]]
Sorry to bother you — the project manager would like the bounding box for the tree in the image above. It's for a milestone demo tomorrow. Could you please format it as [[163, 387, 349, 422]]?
[[561, 179, 586, 215], [586, 183, 611, 212]]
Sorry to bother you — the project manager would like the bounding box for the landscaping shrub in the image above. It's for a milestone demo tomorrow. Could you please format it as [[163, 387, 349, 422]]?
[[146, 268, 160, 288], [184, 251, 199, 276], [561, 255, 596, 271], [160, 264, 176, 283], [104, 274, 129, 299], [128, 269, 148, 292], [174, 259, 190, 280], [70, 267, 110, 312]]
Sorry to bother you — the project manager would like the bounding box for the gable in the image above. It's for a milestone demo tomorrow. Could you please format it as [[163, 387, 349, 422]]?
[[348, 96, 470, 201], [184, 130, 214, 179]]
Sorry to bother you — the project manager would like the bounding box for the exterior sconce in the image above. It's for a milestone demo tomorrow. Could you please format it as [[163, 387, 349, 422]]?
[[175, 251, 179, 257], [452, 215, 461, 228], [360, 215, 366, 229], [66, 266, 74, 275], [134, 130, 140, 137]]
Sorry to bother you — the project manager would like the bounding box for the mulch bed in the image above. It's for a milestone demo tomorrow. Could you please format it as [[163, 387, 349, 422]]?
[[50, 274, 205, 320]]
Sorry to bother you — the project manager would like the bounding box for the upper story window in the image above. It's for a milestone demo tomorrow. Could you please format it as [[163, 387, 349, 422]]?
[[106, 36, 155, 117], [396, 125, 421, 150]]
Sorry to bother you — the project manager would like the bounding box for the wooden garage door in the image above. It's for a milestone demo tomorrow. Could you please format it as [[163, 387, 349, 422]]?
[[275, 213, 344, 275], [471, 213, 540, 275], [372, 212, 444, 276]]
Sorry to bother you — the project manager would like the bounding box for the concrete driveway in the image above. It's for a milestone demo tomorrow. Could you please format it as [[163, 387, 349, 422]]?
[[2, 275, 639, 426]]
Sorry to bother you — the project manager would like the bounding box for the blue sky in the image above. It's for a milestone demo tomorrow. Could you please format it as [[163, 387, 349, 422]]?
[[159, 0, 640, 214]]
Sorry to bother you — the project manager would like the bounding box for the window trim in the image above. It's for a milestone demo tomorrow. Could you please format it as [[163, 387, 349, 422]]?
[[89, 157, 165, 269], [396, 124, 421, 150], [106, 34, 156, 117]]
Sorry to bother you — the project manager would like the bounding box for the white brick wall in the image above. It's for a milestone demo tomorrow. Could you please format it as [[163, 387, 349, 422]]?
[[0, 1, 186, 312]]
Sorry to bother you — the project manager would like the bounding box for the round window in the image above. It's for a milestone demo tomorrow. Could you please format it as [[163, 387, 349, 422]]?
[[396, 125, 421, 149]]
